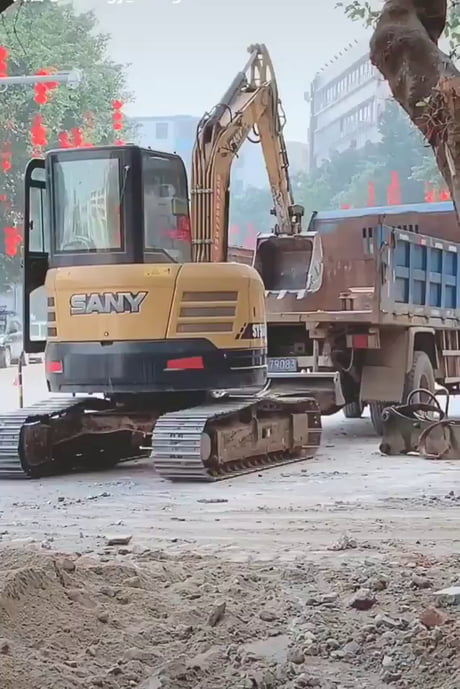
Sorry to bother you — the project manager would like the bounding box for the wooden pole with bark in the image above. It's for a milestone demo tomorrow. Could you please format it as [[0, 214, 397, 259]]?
[[370, 0, 460, 220]]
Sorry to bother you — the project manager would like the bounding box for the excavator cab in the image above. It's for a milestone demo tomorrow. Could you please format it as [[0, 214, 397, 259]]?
[[23, 144, 267, 396]]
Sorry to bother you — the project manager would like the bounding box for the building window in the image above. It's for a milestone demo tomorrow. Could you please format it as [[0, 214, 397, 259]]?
[[155, 122, 169, 140]]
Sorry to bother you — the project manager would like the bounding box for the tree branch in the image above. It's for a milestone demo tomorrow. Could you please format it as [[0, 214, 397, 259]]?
[[370, 0, 460, 216]]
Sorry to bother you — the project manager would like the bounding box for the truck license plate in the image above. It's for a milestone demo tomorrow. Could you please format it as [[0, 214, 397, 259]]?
[[268, 357, 297, 372]]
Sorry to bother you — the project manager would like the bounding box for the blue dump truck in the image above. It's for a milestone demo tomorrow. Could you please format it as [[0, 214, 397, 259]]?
[[255, 201, 460, 434]]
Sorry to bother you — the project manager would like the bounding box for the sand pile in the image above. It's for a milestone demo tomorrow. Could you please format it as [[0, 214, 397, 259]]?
[[0, 546, 459, 688]]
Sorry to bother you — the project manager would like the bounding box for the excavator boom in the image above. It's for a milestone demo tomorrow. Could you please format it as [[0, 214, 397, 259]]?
[[191, 43, 303, 263]]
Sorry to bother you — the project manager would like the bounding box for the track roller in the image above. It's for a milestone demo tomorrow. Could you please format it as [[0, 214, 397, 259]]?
[[151, 394, 321, 481]]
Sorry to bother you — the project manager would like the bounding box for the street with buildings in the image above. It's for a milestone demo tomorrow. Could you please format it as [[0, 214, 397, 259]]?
[[1, 27, 459, 689]]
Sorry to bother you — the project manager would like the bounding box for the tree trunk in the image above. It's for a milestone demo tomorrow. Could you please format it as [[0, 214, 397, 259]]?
[[370, 0, 460, 221]]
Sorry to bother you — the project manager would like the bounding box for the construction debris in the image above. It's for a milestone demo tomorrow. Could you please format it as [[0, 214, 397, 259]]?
[[1, 546, 460, 689]]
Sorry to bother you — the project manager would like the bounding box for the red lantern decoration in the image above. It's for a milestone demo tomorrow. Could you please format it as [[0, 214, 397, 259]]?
[[112, 100, 124, 134], [45, 68, 59, 91], [34, 69, 58, 105], [58, 131, 71, 148], [367, 180, 376, 207], [30, 114, 48, 148], [4, 226, 21, 257], [34, 70, 49, 105], [1, 151, 11, 172], [387, 171, 401, 205], [71, 127, 83, 147], [425, 182, 436, 203], [0, 46, 8, 78], [112, 113, 123, 130], [245, 222, 258, 249]]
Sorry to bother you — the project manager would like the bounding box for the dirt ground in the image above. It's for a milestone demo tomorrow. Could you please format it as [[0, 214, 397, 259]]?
[[0, 364, 460, 687]]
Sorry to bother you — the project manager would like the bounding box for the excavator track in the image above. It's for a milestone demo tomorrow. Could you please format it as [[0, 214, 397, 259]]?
[[151, 394, 321, 481], [0, 396, 98, 479]]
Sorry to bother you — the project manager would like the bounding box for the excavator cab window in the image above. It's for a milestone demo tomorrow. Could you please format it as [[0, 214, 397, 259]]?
[[48, 146, 133, 265], [142, 150, 191, 263], [52, 151, 123, 254]]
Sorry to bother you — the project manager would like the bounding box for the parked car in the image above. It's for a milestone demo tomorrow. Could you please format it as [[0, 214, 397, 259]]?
[[0, 308, 24, 368]]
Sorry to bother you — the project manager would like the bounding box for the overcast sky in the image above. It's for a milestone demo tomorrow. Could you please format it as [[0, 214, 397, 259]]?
[[72, 0, 370, 141]]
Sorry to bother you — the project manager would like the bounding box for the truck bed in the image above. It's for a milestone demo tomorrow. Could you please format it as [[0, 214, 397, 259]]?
[[264, 224, 460, 329]]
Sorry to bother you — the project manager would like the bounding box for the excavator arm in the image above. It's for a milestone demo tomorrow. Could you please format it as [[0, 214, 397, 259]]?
[[191, 43, 303, 263]]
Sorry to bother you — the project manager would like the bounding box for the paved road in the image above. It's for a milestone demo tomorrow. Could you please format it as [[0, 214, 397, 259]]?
[[0, 360, 48, 411]]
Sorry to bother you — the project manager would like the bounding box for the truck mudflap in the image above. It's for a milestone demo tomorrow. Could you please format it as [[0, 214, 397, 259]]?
[[268, 371, 345, 415], [379, 388, 458, 458]]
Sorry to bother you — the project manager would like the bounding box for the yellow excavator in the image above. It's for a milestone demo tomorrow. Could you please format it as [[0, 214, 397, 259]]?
[[0, 44, 321, 480]]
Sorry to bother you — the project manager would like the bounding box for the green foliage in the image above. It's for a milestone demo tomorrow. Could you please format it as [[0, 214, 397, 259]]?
[[0, 0, 133, 287], [229, 101, 442, 242]]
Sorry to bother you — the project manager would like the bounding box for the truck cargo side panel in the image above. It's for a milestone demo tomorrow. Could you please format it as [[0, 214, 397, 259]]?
[[379, 225, 460, 323], [264, 221, 378, 318]]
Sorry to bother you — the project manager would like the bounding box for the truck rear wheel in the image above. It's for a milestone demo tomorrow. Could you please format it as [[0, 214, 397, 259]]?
[[369, 351, 435, 436], [343, 401, 364, 418], [369, 401, 392, 436], [404, 350, 435, 403]]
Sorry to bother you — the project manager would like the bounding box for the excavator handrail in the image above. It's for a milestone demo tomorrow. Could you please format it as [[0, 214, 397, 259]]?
[[191, 43, 303, 263]]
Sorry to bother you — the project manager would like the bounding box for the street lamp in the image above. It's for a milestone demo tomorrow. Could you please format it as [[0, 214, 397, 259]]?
[[0, 69, 82, 91]]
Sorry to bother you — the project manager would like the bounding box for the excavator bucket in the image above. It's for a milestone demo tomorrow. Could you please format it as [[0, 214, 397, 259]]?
[[254, 232, 323, 292]]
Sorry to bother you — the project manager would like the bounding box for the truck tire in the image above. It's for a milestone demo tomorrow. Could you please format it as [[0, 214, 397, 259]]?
[[369, 351, 435, 436], [369, 401, 392, 436], [404, 350, 435, 402], [343, 401, 364, 418], [0, 349, 5, 368]]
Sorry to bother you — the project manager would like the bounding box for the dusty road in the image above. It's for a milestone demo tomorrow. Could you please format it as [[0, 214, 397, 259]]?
[[1, 364, 460, 689], [0, 363, 459, 561]]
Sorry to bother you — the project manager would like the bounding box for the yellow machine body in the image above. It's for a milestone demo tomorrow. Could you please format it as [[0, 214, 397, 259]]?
[[47, 262, 265, 347]]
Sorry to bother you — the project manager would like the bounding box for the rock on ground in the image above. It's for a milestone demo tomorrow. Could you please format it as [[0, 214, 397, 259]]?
[[0, 546, 459, 689]]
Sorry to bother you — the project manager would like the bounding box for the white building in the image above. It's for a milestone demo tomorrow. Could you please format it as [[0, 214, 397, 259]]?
[[308, 40, 390, 170]]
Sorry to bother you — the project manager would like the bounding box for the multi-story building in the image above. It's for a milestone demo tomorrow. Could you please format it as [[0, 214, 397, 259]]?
[[308, 40, 390, 170]]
